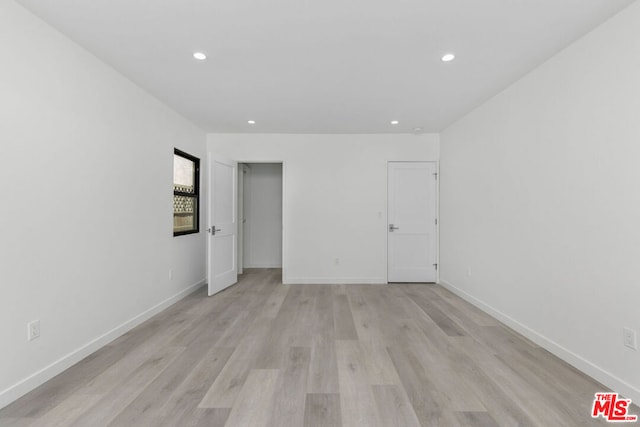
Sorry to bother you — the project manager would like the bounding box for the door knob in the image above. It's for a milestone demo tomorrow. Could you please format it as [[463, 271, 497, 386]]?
[[389, 224, 399, 232]]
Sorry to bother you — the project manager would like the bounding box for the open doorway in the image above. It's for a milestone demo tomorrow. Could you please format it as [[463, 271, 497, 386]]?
[[237, 163, 283, 274]]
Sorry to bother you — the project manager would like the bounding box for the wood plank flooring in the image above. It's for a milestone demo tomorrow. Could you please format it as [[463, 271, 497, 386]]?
[[0, 269, 631, 426]]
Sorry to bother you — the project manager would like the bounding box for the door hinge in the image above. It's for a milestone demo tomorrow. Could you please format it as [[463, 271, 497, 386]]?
[[433, 172, 438, 180], [433, 263, 438, 270], [435, 218, 438, 225]]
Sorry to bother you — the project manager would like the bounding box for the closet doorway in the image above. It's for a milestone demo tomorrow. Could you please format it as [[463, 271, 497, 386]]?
[[237, 163, 283, 273]]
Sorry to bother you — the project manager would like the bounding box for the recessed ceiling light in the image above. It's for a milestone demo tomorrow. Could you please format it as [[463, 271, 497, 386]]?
[[441, 53, 456, 62], [193, 52, 207, 60], [390, 120, 399, 125], [247, 120, 256, 125]]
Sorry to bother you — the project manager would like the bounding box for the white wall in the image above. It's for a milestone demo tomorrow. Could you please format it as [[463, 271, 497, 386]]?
[[208, 134, 439, 284], [0, 1, 206, 408], [243, 164, 283, 268], [440, 2, 640, 403]]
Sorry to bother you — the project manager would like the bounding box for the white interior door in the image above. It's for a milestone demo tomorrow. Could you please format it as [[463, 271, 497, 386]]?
[[207, 154, 238, 296], [388, 162, 437, 283]]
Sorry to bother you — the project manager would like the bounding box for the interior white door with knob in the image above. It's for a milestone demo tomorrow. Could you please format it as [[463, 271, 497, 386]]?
[[207, 153, 238, 296], [387, 161, 438, 283]]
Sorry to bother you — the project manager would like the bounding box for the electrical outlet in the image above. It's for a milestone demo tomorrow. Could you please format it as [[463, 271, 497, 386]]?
[[28, 320, 40, 341], [334, 257, 340, 265], [623, 328, 637, 350]]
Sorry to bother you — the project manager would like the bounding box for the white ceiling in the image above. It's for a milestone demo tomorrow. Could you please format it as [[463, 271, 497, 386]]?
[[16, 0, 635, 133]]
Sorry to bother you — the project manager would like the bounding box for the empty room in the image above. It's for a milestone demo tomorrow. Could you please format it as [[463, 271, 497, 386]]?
[[1, 0, 639, 425]]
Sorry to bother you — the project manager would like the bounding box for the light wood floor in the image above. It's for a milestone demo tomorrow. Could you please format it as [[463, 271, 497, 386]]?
[[0, 269, 629, 426]]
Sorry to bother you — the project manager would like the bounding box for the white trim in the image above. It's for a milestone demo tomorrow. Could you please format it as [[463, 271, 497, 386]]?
[[237, 164, 246, 275], [435, 161, 440, 284], [0, 279, 206, 410], [244, 264, 283, 269], [438, 278, 640, 404], [385, 161, 389, 283], [281, 162, 288, 285], [285, 277, 386, 285]]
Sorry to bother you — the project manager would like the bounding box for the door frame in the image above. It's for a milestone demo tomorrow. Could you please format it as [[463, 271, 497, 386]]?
[[385, 160, 439, 284], [237, 164, 249, 275], [235, 160, 287, 282]]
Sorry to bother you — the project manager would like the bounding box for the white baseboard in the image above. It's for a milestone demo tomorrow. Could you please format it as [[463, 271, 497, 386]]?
[[244, 264, 283, 269], [284, 277, 386, 285], [0, 279, 206, 410], [438, 279, 640, 404]]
